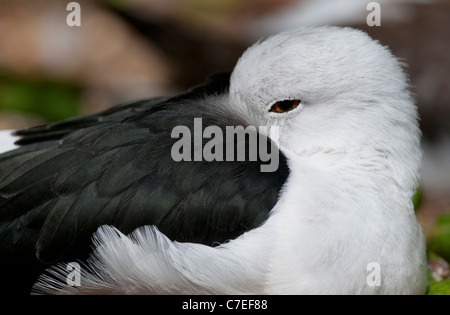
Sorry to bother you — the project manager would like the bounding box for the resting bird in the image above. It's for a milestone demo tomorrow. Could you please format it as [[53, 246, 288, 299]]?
[[0, 26, 427, 295]]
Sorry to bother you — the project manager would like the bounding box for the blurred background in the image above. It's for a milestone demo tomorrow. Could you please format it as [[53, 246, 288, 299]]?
[[0, 0, 449, 291]]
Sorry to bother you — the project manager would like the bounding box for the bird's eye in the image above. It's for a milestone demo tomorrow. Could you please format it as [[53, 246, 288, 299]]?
[[269, 99, 301, 113]]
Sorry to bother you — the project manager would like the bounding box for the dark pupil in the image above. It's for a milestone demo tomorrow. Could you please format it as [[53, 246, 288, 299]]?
[[278, 100, 295, 111]]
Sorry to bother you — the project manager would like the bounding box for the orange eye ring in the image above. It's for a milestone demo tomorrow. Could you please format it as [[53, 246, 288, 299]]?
[[270, 99, 301, 113]]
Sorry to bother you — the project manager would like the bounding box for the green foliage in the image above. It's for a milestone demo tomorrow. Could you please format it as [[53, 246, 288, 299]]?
[[0, 76, 81, 123], [427, 279, 450, 295], [413, 186, 423, 211], [426, 218, 450, 295], [429, 214, 450, 263]]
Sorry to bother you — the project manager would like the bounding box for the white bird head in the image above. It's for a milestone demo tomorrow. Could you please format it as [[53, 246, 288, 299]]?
[[229, 26, 421, 193]]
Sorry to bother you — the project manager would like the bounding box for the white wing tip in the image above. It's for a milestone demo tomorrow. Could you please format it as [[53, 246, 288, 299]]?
[[0, 130, 19, 154]]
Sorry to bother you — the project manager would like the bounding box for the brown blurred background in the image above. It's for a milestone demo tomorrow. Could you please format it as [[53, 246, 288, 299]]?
[[1, 0, 449, 276]]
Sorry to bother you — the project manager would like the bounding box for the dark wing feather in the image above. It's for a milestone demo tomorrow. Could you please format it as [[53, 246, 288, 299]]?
[[0, 73, 289, 293]]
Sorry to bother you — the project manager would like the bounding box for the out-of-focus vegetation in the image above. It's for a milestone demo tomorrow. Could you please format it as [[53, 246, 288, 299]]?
[[428, 278, 450, 295], [429, 214, 450, 263], [0, 76, 81, 122], [0, 0, 449, 294], [427, 250, 450, 295], [426, 218, 450, 294]]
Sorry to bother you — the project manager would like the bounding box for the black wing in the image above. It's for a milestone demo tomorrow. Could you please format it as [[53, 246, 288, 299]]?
[[0, 73, 289, 293]]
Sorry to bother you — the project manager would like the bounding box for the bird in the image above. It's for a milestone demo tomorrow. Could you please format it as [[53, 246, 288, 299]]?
[[0, 26, 427, 295]]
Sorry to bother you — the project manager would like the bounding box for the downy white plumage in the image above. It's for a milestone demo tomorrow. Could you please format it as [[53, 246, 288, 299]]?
[[33, 26, 427, 295]]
